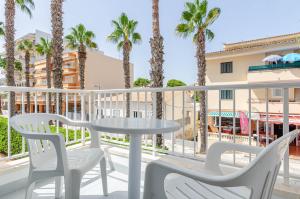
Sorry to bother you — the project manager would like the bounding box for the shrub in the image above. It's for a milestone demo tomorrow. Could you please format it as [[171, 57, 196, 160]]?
[[0, 117, 23, 155], [0, 116, 89, 156]]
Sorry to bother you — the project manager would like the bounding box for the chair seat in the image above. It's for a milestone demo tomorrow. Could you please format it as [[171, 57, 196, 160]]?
[[33, 148, 104, 175], [68, 148, 104, 174], [165, 173, 251, 199]]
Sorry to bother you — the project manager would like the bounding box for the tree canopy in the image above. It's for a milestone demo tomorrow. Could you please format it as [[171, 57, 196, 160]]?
[[65, 24, 97, 50], [107, 13, 142, 50], [134, 77, 151, 87], [175, 0, 221, 42], [167, 79, 187, 87]]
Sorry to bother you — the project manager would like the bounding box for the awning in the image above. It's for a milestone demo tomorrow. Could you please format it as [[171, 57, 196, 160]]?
[[260, 114, 300, 125], [208, 111, 260, 120]]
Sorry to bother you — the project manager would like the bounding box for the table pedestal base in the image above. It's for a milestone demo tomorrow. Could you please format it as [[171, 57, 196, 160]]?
[[128, 134, 142, 199]]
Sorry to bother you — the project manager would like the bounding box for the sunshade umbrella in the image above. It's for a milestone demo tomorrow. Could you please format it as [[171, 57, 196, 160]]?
[[262, 55, 282, 63], [282, 53, 300, 63]]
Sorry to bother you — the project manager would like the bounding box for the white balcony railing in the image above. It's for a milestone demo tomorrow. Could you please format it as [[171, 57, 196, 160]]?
[[0, 81, 300, 185]]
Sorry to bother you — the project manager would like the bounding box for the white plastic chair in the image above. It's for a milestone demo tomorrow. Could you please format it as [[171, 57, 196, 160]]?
[[10, 113, 108, 199], [143, 130, 299, 199]]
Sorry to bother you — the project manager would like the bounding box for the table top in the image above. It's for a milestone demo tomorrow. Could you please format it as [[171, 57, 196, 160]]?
[[91, 118, 181, 134]]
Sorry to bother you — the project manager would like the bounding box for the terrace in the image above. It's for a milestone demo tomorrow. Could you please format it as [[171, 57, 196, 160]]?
[[0, 82, 299, 198]]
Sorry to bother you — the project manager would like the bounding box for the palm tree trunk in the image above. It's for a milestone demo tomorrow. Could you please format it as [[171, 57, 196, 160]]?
[[5, 0, 16, 116], [46, 54, 52, 112], [123, 41, 131, 118], [196, 30, 207, 153], [150, 0, 164, 146], [51, 0, 64, 115], [25, 51, 30, 113], [78, 44, 87, 90]]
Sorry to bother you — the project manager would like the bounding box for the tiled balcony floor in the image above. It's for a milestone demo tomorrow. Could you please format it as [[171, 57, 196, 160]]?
[[0, 146, 292, 199]]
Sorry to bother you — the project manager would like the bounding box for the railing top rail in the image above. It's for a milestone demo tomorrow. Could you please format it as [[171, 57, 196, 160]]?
[[0, 81, 299, 94], [91, 81, 300, 94], [0, 86, 90, 94]]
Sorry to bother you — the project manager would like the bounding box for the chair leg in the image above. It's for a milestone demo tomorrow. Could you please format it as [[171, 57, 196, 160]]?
[[104, 147, 115, 171], [64, 173, 81, 199], [25, 181, 35, 199], [55, 176, 63, 198], [100, 158, 108, 196]]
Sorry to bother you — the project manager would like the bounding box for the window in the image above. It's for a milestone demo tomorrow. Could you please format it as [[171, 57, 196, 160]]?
[[63, 76, 75, 84], [133, 111, 143, 118], [272, 88, 283, 97], [63, 63, 75, 69], [221, 90, 233, 100], [221, 62, 233, 73], [112, 109, 120, 118]]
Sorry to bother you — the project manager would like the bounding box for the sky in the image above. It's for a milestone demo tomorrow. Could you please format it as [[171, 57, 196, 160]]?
[[0, 0, 300, 85]]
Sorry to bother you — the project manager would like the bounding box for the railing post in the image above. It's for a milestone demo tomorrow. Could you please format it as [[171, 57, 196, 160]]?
[[21, 92, 25, 154], [218, 90, 222, 142], [56, 92, 59, 134], [81, 94, 86, 145], [7, 92, 11, 158], [152, 92, 157, 156], [74, 94, 77, 141], [266, 88, 270, 145], [34, 92, 38, 113], [171, 91, 175, 153], [182, 91, 185, 155], [283, 87, 289, 184], [65, 93, 69, 144], [233, 90, 236, 164], [248, 89, 252, 162], [46, 92, 49, 113]]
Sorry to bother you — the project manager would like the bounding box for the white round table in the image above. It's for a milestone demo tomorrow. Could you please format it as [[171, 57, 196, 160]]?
[[91, 118, 181, 199]]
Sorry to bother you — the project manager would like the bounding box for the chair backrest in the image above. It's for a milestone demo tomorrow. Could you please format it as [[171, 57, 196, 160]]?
[[236, 129, 298, 199], [10, 113, 66, 170]]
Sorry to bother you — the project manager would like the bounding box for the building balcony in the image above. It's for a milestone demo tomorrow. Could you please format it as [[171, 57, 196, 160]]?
[[0, 82, 300, 199], [249, 62, 300, 72]]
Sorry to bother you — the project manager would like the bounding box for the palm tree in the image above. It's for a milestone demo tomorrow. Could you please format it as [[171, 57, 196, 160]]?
[[35, 37, 53, 112], [108, 13, 141, 118], [150, 0, 164, 146], [51, 0, 64, 114], [0, 22, 4, 37], [65, 24, 97, 89], [0, 56, 23, 72], [176, 0, 220, 153], [17, 39, 34, 112], [5, 0, 34, 116]]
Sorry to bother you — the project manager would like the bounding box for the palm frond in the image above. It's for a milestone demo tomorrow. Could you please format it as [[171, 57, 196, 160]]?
[[16, 0, 35, 18], [181, 11, 193, 22], [205, 29, 214, 41], [185, 2, 196, 14], [116, 41, 123, 51], [176, 23, 193, 38], [120, 13, 129, 27], [35, 37, 52, 56], [132, 32, 142, 44], [203, 7, 221, 28]]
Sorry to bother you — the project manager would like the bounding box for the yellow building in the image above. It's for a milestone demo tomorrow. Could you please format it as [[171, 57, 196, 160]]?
[[206, 32, 300, 144]]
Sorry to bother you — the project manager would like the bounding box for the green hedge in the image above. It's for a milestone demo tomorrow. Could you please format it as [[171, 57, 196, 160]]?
[[0, 117, 23, 155], [0, 116, 89, 156]]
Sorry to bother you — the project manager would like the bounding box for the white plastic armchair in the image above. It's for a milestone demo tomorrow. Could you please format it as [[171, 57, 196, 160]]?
[[10, 113, 108, 199], [143, 130, 299, 199]]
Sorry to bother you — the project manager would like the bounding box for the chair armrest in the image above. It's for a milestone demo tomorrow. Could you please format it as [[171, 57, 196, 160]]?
[[22, 132, 68, 172], [143, 160, 246, 199], [205, 142, 263, 174], [55, 115, 100, 148]]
